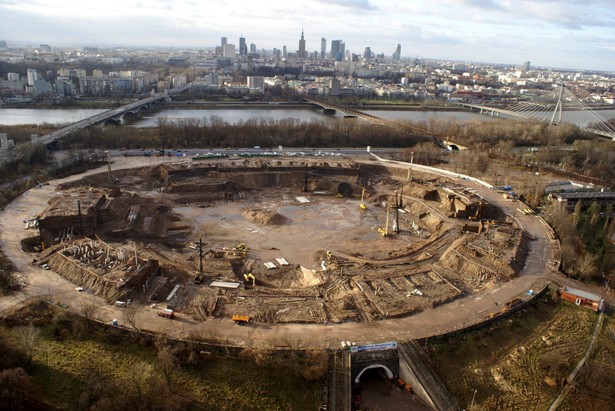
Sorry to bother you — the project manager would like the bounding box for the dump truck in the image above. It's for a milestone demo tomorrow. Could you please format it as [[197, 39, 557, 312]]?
[[232, 315, 251, 325]]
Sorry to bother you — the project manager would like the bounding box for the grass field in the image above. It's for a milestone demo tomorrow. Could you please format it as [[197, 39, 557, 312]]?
[[1, 303, 323, 411], [426, 295, 615, 410]]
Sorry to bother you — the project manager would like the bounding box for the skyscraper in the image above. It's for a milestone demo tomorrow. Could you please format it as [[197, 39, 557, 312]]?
[[239, 35, 247, 56], [298, 29, 306, 58], [364, 47, 372, 60], [321, 38, 326, 59], [393, 44, 401, 60], [221, 37, 227, 48], [223, 44, 235, 58], [331, 40, 344, 61], [250, 43, 256, 54]]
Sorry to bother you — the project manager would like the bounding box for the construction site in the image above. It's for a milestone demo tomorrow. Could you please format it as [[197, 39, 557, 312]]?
[[24, 157, 531, 325]]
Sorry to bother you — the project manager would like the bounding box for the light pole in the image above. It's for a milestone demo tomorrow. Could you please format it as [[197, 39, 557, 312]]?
[[468, 389, 477, 410], [407, 151, 414, 181], [105, 150, 111, 184]]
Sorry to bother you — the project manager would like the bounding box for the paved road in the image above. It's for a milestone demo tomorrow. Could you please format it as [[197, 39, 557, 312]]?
[[0, 153, 585, 350]]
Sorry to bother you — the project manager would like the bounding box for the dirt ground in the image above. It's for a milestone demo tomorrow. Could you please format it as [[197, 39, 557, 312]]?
[[22, 157, 530, 326]]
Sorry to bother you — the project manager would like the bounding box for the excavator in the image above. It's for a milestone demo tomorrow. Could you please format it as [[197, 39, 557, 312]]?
[[468, 201, 484, 221], [244, 273, 255, 288]]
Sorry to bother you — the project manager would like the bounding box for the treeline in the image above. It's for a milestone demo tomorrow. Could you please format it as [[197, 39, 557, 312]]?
[[58, 116, 431, 151], [400, 118, 615, 183], [548, 201, 614, 283]]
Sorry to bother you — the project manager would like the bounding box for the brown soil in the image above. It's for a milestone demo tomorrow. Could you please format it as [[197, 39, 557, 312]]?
[[23, 158, 526, 325]]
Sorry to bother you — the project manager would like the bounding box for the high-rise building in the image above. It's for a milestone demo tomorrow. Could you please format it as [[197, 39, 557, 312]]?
[[523, 61, 531, 71], [239, 35, 247, 56], [331, 40, 344, 61], [247, 76, 265, 93], [223, 44, 236, 58], [27, 68, 40, 86], [283, 45, 287, 58], [298, 29, 306, 58], [250, 43, 256, 54], [321, 38, 326, 59], [392, 44, 401, 60], [364, 47, 372, 60], [221, 37, 227, 48]]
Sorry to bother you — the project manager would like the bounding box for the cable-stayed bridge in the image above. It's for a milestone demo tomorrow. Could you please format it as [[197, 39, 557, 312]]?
[[456, 85, 615, 141]]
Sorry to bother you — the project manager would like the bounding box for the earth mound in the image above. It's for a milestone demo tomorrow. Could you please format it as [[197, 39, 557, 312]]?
[[242, 208, 287, 225]]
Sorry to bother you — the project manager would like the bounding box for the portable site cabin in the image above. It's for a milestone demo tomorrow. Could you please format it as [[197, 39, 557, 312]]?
[[561, 286, 605, 312]]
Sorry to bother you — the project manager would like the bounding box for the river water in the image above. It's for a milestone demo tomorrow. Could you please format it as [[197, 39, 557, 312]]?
[[1, 107, 614, 127]]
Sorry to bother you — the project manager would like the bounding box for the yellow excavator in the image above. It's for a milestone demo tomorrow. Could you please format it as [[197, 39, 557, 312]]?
[[468, 201, 484, 221], [244, 273, 255, 288]]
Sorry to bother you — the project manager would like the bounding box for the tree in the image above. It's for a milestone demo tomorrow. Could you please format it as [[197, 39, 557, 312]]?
[[77, 297, 100, 321], [0, 367, 43, 411], [122, 306, 139, 332], [156, 340, 178, 389], [576, 254, 597, 280], [14, 324, 40, 367]]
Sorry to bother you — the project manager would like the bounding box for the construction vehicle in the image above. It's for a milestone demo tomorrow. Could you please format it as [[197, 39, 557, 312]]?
[[468, 201, 484, 221], [157, 307, 175, 319], [232, 315, 251, 325], [243, 273, 255, 288], [359, 188, 367, 210]]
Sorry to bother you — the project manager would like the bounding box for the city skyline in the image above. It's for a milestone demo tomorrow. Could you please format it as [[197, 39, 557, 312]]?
[[0, 0, 614, 71]]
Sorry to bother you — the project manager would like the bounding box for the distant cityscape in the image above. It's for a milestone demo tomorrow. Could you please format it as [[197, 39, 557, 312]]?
[[0, 34, 614, 105]]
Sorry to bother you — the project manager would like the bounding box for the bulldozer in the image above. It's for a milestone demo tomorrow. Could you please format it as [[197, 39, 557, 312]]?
[[232, 315, 251, 325]]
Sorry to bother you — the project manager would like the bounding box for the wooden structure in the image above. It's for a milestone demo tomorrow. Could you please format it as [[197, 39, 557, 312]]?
[[561, 286, 605, 312]]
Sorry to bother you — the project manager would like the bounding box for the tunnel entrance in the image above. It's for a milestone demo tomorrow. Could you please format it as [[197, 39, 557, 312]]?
[[354, 364, 394, 383]]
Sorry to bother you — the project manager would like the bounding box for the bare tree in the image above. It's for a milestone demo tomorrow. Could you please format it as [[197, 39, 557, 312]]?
[[15, 324, 41, 366], [77, 297, 100, 321], [122, 306, 139, 332], [156, 341, 178, 389], [577, 254, 598, 280]]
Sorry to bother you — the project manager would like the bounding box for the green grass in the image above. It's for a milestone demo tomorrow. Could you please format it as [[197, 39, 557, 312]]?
[[1, 315, 322, 411]]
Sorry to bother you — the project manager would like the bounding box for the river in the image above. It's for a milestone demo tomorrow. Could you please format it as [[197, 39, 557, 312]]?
[[1, 106, 614, 127]]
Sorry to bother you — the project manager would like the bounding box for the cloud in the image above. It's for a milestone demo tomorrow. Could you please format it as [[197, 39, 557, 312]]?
[[313, 0, 377, 10]]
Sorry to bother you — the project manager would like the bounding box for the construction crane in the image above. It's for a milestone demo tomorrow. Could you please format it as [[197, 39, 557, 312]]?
[[194, 237, 204, 284]]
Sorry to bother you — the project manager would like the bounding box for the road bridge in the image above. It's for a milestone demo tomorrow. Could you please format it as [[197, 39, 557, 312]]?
[[454, 84, 615, 141], [305, 98, 461, 149], [1, 85, 191, 161]]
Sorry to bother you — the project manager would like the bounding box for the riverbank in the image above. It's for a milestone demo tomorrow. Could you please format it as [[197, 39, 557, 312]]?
[[1, 99, 467, 112]]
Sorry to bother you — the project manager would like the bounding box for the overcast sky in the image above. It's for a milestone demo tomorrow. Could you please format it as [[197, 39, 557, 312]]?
[[1, 0, 614, 71]]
